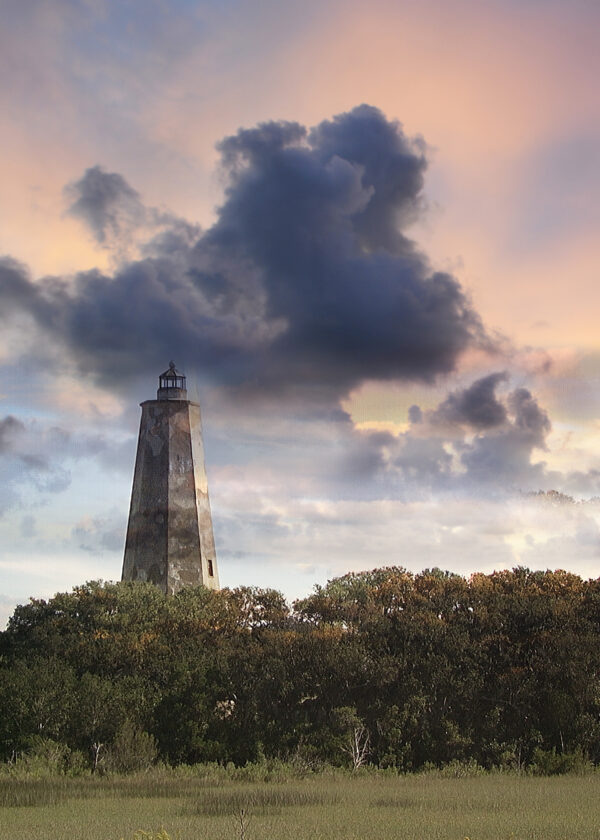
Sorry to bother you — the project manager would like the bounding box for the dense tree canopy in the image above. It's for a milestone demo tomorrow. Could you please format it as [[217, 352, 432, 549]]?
[[1, 568, 599, 771]]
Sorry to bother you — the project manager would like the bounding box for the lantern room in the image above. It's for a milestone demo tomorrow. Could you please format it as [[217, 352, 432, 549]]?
[[157, 361, 188, 401]]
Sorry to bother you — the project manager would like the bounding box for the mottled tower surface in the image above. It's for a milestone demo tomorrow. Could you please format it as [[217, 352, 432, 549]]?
[[122, 362, 219, 594]]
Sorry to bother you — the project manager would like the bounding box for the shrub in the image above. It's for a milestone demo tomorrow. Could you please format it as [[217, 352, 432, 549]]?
[[104, 721, 158, 774], [0, 737, 88, 778], [530, 747, 591, 776]]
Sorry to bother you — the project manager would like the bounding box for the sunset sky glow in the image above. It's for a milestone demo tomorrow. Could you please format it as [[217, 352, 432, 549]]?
[[2, 0, 600, 626]]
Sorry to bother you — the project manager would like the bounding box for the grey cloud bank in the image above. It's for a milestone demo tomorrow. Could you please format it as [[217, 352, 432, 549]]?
[[2, 105, 485, 399]]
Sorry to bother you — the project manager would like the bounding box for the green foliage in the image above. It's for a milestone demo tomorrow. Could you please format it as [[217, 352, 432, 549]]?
[[530, 747, 592, 776], [104, 721, 158, 774], [3, 737, 88, 779], [419, 758, 487, 778], [2, 569, 600, 774]]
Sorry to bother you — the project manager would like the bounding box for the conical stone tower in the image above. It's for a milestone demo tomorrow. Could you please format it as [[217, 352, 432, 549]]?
[[122, 362, 219, 594]]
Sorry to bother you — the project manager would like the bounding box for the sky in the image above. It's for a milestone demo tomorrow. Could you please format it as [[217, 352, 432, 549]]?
[[2, 0, 600, 626]]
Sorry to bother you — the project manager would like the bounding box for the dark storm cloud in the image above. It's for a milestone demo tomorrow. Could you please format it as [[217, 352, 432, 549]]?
[[308, 105, 427, 253], [209, 104, 484, 392], [2, 105, 485, 398], [432, 372, 509, 430]]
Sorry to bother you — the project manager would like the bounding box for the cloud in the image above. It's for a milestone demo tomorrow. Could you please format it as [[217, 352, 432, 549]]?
[[214, 489, 600, 596], [432, 371, 509, 430], [408, 404, 423, 424], [1, 105, 486, 401], [0, 415, 26, 452], [19, 514, 38, 538], [71, 509, 127, 554], [66, 165, 147, 246], [0, 416, 73, 507], [427, 379, 552, 490], [65, 166, 201, 263], [0, 413, 131, 515], [307, 105, 428, 252], [318, 372, 559, 498], [204, 370, 561, 509]]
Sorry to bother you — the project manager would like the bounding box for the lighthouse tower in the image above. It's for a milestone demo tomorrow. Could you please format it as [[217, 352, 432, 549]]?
[[122, 362, 219, 594]]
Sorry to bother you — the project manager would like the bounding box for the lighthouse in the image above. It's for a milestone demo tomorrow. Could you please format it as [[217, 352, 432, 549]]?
[[122, 362, 219, 594]]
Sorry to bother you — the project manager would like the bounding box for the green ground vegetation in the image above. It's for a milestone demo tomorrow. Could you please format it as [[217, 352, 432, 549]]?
[[1, 766, 600, 840], [2, 566, 600, 771]]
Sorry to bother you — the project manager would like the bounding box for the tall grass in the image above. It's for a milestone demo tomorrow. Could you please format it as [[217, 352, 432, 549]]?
[[0, 756, 597, 808], [196, 785, 340, 816], [0, 761, 347, 809], [2, 764, 600, 840]]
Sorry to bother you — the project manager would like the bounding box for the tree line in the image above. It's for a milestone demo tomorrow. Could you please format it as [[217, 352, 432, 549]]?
[[1, 566, 599, 773]]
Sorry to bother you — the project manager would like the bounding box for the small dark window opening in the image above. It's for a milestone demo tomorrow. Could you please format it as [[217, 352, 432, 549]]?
[[208, 559, 214, 577]]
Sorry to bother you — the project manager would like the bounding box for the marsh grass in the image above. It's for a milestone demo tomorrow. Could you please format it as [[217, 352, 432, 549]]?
[[0, 770, 219, 808], [195, 785, 340, 816], [369, 794, 413, 808], [2, 768, 600, 839]]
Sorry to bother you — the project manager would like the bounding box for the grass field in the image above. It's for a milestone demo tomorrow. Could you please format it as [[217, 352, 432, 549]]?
[[1, 769, 599, 840]]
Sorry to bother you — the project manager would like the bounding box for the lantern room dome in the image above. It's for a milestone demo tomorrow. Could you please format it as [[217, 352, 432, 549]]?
[[157, 361, 188, 401]]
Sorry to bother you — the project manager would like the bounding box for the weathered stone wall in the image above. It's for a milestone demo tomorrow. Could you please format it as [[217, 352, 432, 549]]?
[[122, 399, 219, 594]]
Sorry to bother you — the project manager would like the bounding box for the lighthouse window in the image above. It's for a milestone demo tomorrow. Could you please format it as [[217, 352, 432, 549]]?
[[208, 559, 214, 577]]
